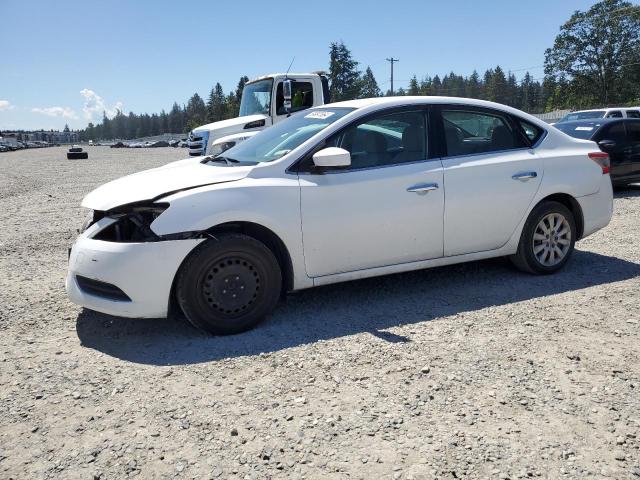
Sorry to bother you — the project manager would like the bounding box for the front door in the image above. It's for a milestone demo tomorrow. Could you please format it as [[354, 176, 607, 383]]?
[[298, 109, 444, 277]]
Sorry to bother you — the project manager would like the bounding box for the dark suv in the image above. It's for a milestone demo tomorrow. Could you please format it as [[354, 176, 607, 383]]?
[[555, 118, 640, 187]]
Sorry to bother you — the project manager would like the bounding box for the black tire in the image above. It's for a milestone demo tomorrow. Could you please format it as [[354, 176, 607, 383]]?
[[510, 201, 576, 275], [67, 151, 88, 159], [176, 233, 282, 334], [69, 147, 83, 153]]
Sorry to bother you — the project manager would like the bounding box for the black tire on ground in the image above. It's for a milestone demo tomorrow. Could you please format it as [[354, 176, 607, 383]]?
[[69, 147, 83, 153], [67, 151, 89, 160], [176, 233, 282, 335], [510, 200, 576, 275]]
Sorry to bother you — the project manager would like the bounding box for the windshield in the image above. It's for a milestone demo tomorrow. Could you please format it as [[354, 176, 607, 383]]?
[[560, 111, 606, 122], [555, 122, 600, 140], [221, 108, 354, 164], [239, 79, 273, 116]]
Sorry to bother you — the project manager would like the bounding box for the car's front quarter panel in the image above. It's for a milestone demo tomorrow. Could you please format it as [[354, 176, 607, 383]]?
[[151, 176, 311, 290]]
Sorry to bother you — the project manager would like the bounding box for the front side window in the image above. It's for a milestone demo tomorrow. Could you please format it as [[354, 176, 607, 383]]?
[[221, 108, 353, 164], [328, 110, 427, 170], [239, 79, 273, 117], [625, 121, 640, 143], [600, 122, 626, 144], [275, 81, 314, 115], [606, 111, 623, 118], [442, 109, 526, 157]]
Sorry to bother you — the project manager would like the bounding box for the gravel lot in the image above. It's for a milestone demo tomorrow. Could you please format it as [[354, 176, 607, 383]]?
[[1, 146, 639, 480]]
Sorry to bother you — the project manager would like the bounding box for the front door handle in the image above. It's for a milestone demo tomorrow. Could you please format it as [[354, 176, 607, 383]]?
[[512, 171, 537, 181], [407, 182, 439, 194]]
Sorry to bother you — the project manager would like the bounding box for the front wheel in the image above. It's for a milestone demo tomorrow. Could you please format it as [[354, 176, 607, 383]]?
[[176, 234, 282, 334], [510, 201, 576, 275]]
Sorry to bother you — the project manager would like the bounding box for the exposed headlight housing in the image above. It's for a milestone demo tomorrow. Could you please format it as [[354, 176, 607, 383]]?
[[243, 119, 266, 129], [80, 209, 95, 233], [92, 203, 169, 242]]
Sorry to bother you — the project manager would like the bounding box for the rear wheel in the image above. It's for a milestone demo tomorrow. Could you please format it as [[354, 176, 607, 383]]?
[[510, 201, 576, 274], [176, 234, 282, 334]]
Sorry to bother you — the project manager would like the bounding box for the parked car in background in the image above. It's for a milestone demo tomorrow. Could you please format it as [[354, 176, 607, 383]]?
[[67, 97, 613, 335], [555, 118, 640, 187], [557, 108, 640, 123]]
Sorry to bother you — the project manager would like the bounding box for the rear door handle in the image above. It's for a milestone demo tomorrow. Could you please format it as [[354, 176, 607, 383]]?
[[512, 171, 537, 181], [407, 182, 439, 194]]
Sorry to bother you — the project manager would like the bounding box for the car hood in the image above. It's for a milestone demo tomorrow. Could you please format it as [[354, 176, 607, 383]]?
[[82, 159, 253, 211], [192, 114, 268, 137]]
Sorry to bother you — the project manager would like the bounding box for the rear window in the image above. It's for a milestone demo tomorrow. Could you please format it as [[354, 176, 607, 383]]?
[[517, 119, 544, 145], [555, 123, 598, 140]]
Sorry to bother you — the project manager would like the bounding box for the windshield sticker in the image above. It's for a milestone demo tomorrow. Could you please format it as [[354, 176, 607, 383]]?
[[305, 111, 335, 120], [575, 126, 594, 131]]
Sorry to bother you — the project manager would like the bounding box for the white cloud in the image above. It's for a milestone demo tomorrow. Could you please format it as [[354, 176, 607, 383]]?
[[31, 106, 78, 119], [0, 100, 15, 111], [80, 88, 123, 121]]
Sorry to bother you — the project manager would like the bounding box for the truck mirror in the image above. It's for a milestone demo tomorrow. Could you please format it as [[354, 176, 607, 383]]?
[[283, 80, 292, 113]]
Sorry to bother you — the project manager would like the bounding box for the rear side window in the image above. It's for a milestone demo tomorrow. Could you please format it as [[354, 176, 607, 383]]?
[[600, 122, 626, 143], [627, 122, 640, 142], [441, 109, 527, 157], [517, 119, 544, 145], [626, 110, 640, 119]]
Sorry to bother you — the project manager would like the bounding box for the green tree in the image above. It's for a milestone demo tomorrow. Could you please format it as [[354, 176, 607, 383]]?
[[168, 102, 184, 134], [359, 66, 381, 98], [186, 93, 206, 130], [328, 41, 361, 101], [206, 83, 226, 122], [407, 75, 420, 96], [545, 0, 640, 106]]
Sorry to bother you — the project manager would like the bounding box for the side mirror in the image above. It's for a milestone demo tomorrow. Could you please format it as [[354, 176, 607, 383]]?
[[598, 139, 616, 151], [282, 80, 292, 113], [312, 147, 351, 168]]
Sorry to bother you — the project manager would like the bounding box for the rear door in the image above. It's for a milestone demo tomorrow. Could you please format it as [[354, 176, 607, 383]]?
[[436, 106, 543, 256]]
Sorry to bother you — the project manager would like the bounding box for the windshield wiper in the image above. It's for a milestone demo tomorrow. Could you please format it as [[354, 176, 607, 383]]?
[[202, 156, 240, 165]]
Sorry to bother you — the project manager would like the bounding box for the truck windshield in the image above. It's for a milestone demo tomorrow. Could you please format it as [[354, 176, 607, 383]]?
[[560, 111, 606, 122], [221, 108, 354, 164], [239, 79, 273, 116]]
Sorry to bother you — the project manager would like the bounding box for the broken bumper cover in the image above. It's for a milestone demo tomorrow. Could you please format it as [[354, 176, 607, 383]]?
[[66, 219, 203, 318]]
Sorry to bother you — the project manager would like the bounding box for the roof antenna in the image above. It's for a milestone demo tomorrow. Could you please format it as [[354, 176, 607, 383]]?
[[284, 57, 295, 79]]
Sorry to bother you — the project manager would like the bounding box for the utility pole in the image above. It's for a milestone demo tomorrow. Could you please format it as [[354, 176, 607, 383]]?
[[386, 57, 399, 95]]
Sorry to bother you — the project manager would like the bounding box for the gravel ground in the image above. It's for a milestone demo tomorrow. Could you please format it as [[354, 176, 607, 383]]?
[[0, 146, 639, 480]]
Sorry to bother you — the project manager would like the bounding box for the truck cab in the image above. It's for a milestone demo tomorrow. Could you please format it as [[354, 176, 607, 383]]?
[[188, 72, 330, 156]]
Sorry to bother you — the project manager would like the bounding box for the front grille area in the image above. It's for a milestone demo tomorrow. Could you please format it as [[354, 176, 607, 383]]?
[[76, 275, 131, 302], [188, 130, 209, 156]]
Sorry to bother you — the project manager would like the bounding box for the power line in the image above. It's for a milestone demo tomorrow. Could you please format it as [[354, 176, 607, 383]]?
[[386, 58, 399, 95]]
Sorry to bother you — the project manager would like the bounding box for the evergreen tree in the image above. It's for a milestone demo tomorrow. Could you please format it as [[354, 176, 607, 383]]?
[[328, 41, 361, 101], [206, 83, 227, 122], [168, 102, 183, 134], [359, 66, 381, 98], [407, 75, 420, 96], [186, 93, 206, 130]]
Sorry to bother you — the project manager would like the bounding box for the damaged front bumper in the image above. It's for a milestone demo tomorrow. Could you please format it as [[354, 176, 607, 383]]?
[[66, 217, 204, 318]]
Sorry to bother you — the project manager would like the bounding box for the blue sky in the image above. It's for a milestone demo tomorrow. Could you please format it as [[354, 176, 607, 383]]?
[[1, 0, 607, 130]]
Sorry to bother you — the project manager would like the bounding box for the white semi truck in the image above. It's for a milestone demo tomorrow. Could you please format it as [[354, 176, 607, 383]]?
[[188, 72, 330, 156]]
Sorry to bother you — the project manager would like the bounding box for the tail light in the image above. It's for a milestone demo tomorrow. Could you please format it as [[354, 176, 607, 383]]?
[[588, 152, 610, 174]]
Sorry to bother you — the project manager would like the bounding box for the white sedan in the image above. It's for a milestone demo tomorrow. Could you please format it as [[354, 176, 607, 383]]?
[[66, 97, 613, 334]]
